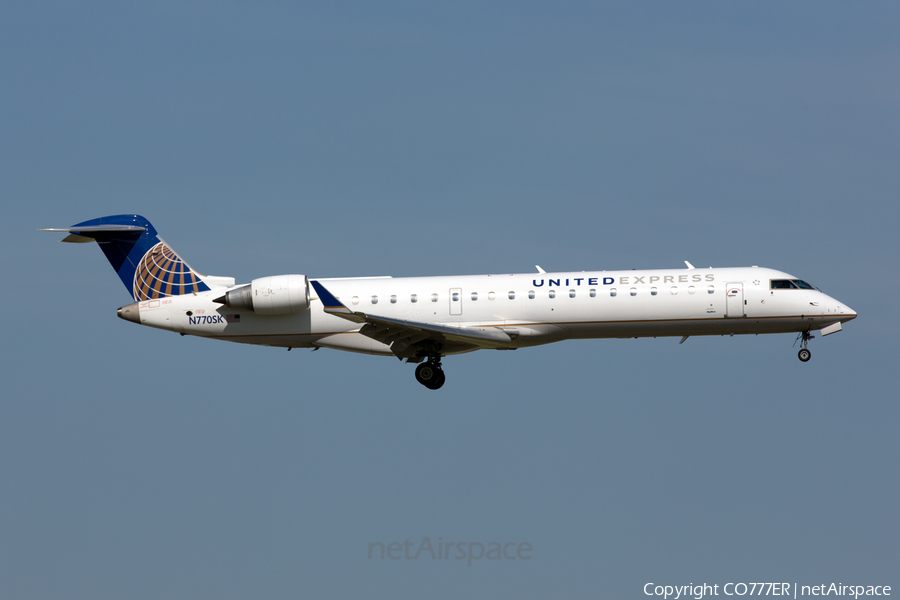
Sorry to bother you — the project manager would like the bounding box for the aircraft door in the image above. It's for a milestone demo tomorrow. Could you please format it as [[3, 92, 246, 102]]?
[[449, 288, 462, 315], [726, 283, 745, 318]]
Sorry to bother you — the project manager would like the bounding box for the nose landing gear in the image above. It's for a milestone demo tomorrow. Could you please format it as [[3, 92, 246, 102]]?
[[415, 354, 446, 390], [794, 330, 814, 362]]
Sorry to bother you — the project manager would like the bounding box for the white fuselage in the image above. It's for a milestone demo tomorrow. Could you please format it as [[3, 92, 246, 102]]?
[[126, 266, 857, 356]]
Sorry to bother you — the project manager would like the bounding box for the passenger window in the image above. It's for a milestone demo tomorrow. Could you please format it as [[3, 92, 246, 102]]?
[[610, 288, 617, 297], [410, 294, 418, 303], [431, 293, 438, 302], [508, 291, 515, 300], [630, 288, 637, 297], [471, 292, 478, 301], [390, 295, 397, 304], [351, 296, 359, 305], [452, 292, 460, 302], [688, 286, 695, 295], [549, 290, 556, 299], [371, 295, 378, 304], [670, 286, 678, 295], [488, 292, 495, 300], [569, 289, 576, 298], [589, 288, 596, 298], [707, 285, 715, 294], [650, 287, 658, 296], [528, 291, 535, 299]]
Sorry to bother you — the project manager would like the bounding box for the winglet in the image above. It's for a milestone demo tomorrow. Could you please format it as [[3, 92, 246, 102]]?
[[310, 280, 367, 323], [310, 280, 349, 311]]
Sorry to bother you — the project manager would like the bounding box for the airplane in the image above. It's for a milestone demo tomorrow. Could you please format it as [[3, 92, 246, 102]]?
[[43, 214, 857, 390]]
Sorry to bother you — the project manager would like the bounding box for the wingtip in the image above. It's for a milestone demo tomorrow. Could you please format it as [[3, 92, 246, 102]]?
[[310, 280, 347, 309]]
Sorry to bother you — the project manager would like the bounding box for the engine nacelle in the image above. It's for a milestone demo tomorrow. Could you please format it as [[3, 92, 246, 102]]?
[[217, 274, 310, 315]]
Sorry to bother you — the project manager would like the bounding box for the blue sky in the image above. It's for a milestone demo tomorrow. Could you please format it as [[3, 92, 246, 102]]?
[[2, 2, 898, 598]]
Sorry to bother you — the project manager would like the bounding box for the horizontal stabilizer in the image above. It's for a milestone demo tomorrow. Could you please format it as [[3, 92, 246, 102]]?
[[60, 234, 95, 243], [41, 224, 147, 242]]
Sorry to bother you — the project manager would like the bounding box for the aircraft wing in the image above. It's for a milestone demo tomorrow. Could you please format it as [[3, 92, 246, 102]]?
[[310, 280, 512, 358]]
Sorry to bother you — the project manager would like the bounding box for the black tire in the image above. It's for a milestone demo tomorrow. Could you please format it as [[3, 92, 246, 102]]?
[[798, 348, 811, 362], [430, 370, 446, 390], [415, 363, 438, 386]]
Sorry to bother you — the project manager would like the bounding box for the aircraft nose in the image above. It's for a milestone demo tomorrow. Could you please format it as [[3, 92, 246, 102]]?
[[834, 299, 857, 322]]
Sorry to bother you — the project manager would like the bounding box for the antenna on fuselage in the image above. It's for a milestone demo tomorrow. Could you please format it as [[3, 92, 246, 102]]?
[[684, 261, 695, 270], [535, 265, 546, 273]]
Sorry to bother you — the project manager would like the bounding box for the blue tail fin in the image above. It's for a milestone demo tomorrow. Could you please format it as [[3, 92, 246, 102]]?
[[43, 214, 211, 300]]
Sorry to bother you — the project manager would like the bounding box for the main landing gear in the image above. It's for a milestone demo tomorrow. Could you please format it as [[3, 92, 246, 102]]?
[[795, 329, 814, 362], [415, 354, 446, 390]]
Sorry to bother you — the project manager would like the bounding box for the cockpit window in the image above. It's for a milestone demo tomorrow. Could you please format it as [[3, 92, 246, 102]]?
[[771, 279, 817, 290]]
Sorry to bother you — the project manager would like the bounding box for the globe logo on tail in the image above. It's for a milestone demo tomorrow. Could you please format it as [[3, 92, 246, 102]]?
[[133, 242, 208, 300]]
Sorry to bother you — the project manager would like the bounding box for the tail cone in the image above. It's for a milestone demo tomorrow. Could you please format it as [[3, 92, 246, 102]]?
[[117, 302, 141, 324]]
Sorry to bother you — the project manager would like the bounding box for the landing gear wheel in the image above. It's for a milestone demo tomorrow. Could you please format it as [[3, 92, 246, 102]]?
[[415, 346, 446, 390], [415, 363, 436, 385], [432, 370, 446, 390], [794, 329, 814, 362], [415, 363, 445, 389]]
